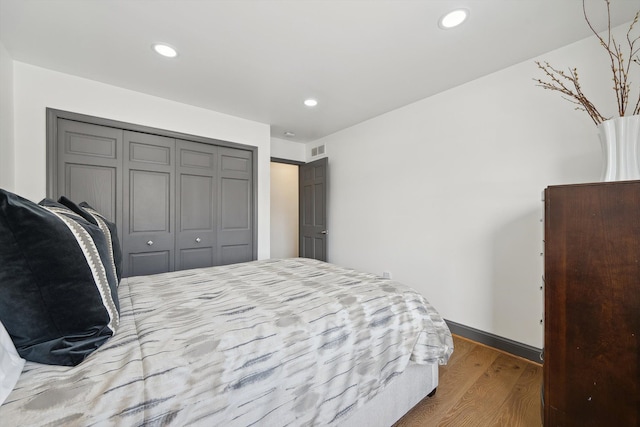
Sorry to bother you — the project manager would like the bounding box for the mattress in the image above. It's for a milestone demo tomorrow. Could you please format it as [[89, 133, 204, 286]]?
[[1, 258, 453, 426]]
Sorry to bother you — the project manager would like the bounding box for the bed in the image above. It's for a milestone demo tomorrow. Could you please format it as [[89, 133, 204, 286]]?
[[0, 190, 452, 426]]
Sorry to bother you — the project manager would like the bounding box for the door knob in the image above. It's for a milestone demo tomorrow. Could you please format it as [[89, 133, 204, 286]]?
[[195, 237, 201, 243], [319, 230, 328, 235], [147, 240, 154, 246]]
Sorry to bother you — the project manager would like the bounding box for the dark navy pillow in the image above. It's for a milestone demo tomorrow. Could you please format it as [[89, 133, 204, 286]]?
[[57, 197, 123, 283], [0, 189, 119, 366]]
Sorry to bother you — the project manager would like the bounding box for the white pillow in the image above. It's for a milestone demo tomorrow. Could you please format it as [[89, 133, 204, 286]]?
[[0, 320, 25, 405]]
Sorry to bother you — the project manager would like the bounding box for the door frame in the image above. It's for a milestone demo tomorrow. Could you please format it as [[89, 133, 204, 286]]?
[[270, 156, 329, 261], [270, 157, 304, 258]]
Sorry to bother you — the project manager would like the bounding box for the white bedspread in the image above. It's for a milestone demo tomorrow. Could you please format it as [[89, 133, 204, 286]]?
[[1, 258, 452, 426]]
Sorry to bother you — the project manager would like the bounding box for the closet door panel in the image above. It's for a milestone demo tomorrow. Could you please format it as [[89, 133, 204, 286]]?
[[176, 140, 218, 270], [123, 131, 175, 277], [65, 164, 116, 220], [221, 178, 250, 229], [129, 251, 171, 277], [221, 244, 252, 265], [180, 248, 214, 271], [129, 170, 171, 232], [56, 119, 122, 231], [218, 147, 253, 265], [180, 175, 213, 229]]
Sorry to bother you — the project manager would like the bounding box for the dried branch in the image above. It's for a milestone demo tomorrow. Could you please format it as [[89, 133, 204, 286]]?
[[534, 0, 640, 125]]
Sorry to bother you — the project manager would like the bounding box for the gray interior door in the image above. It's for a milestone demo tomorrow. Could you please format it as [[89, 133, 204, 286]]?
[[56, 119, 123, 234], [176, 139, 218, 270], [218, 147, 254, 265], [123, 130, 175, 276], [299, 157, 328, 261]]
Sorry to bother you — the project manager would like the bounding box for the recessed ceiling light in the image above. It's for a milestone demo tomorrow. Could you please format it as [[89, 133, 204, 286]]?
[[284, 131, 296, 137], [304, 99, 318, 107], [152, 43, 178, 58], [439, 9, 469, 29]]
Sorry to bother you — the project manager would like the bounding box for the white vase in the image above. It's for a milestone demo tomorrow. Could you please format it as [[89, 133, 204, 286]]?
[[598, 115, 640, 181]]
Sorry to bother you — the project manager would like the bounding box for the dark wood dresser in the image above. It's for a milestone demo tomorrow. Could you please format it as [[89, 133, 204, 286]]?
[[543, 181, 640, 426]]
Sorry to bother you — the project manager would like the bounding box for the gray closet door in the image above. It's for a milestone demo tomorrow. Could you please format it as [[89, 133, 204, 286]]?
[[56, 119, 123, 233], [49, 110, 256, 277], [176, 139, 218, 270], [218, 147, 253, 265], [123, 131, 175, 276]]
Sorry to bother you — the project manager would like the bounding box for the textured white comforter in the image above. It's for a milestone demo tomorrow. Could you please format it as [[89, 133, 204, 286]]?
[[1, 258, 453, 426]]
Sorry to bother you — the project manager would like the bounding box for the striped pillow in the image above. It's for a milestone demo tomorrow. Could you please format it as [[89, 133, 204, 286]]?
[[57, 197, 122, 284], [0, 190, 119, 366]]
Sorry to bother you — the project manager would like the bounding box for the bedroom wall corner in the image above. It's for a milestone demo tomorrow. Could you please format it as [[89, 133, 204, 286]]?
[[0, 42, 15, 191], [12, 62, 272, 259], [310, 22, 636, 350]]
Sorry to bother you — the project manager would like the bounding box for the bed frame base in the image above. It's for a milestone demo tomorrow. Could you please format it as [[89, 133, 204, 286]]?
[[341, 362, 439, 427]]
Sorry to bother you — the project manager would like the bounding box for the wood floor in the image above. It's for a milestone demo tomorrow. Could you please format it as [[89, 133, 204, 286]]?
[[393, 335, 543, 427]]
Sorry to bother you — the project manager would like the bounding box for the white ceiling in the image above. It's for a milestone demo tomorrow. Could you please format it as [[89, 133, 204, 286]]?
[[1, 0, 638, 143]]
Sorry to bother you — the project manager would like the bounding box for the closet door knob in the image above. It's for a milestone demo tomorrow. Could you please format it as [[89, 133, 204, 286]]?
[[147, 240, 154, 246], [195, 237, 201, 243]]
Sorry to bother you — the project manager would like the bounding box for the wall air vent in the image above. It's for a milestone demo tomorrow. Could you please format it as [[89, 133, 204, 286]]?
[[311, 144, 326, 157]]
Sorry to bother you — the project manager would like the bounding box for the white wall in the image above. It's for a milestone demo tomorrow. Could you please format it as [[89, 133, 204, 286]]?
[[312, 24, 638, 349], [12, 62, 272, 259], [0, 42, 14, 191], [271, 137, 306, 162], [270, 162, 299, 258]]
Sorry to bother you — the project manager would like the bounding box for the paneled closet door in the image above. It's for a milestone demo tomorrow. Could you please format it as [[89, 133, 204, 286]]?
[[123, 131, 175, 277], [176, 140, 218, 270], [218, 147, 253, 264], [49, 110, 257, 277], [56, 119, 123, 234]]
